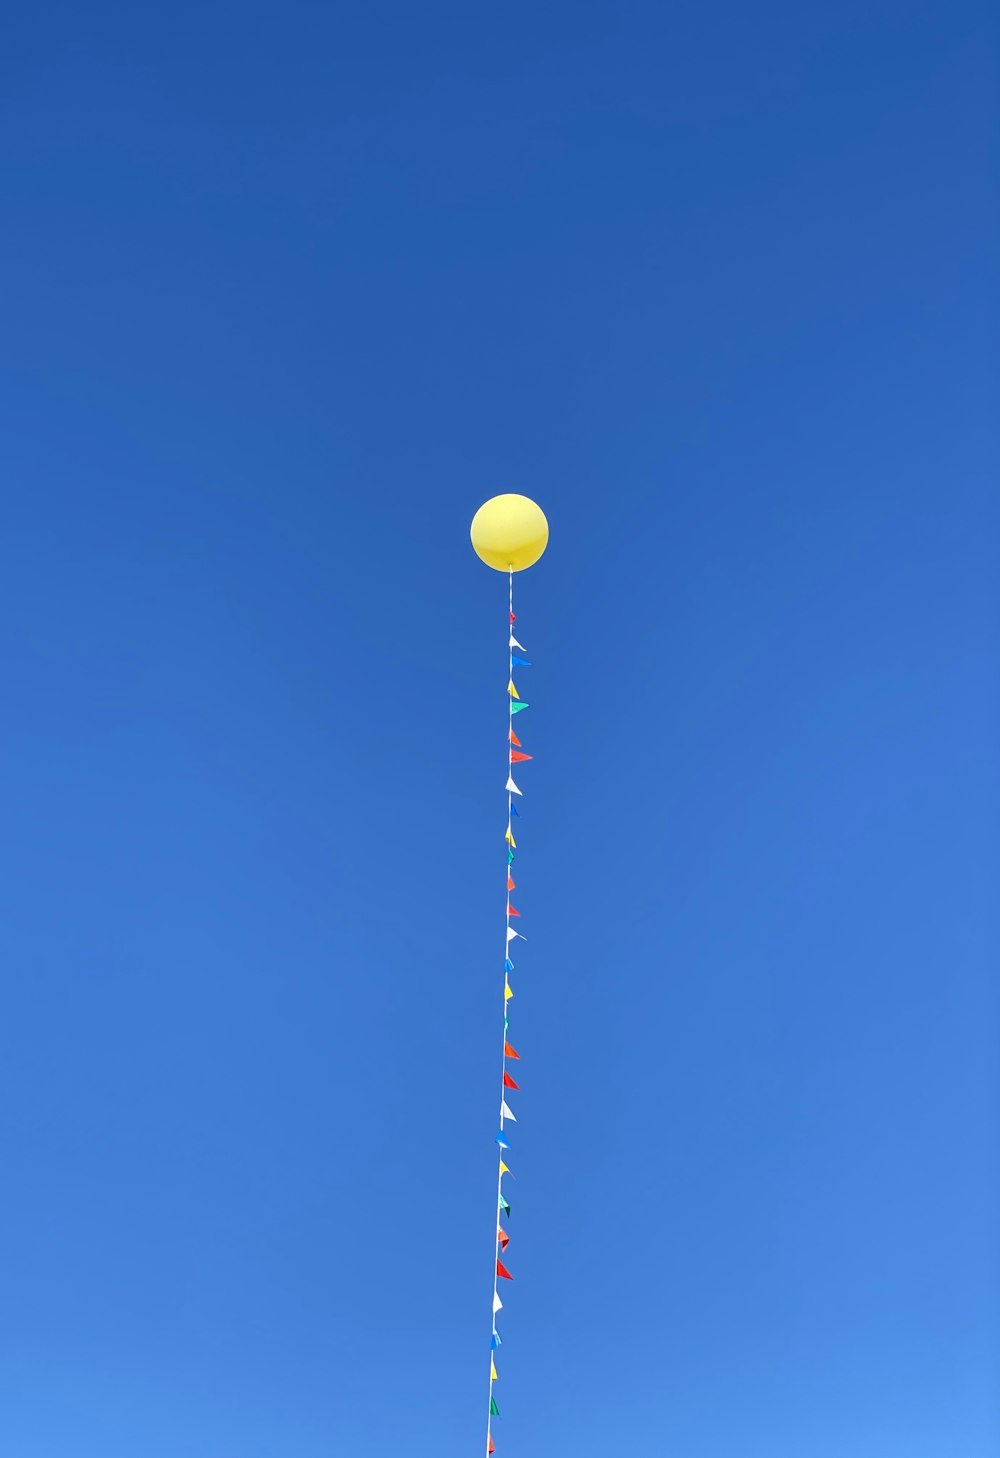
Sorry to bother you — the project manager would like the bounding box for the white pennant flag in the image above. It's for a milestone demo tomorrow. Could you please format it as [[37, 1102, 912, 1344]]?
[[493, 1291, 503, 1314], [505, 775, 523, 795], [509, 634, 525, 651], [506, 926, 519, 942], [500, 1099, 517, 1123]]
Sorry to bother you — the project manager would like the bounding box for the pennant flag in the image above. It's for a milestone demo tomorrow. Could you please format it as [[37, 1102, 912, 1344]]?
[[510, 750, 533, 762], [505, 775, 523, 795], [507, 850, 514, 865], [503, 1071, 519, 1090], [505, 926, 518, 943], [507, 904, 520, 917], [509, 801, 519, 817], [509, 609, 515, 623], [499, 1158, 510, 1174], [510, 700, 529, 714], [507, 679, 519, 699], [508, 727, 522, 746], [509, 633, 524, 650], [511, 655, 532, 668], [491, 1360, 498, 1381], [493, 1290, 503, 1314], [504, 981, 513, 1001], [488, 1437, 495, 1455], [490, 1331, 501, 1350], [505, 828, 516, 847], [503, 1041, 520, 1059], [497, 1226, 509, 1250], [500, 1099, 516, 1122], [504, 958, 514, 972], [495, 1130, 510, 1148], [490, 1396, 500, 1416], [507, 874, 515, 891], [497, 1260, 513, 1280], [499, 1194, 510, 1215]]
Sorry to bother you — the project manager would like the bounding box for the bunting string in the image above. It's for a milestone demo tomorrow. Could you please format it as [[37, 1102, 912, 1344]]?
[[486, 566, 532, 1457]]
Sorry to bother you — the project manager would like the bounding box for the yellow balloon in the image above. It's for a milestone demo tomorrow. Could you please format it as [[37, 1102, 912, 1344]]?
[[470, 494, 549, 572]]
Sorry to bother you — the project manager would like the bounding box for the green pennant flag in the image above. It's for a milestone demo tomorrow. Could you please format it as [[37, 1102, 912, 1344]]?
[[499, 1194, 511, 1216], [490, 1397, 500, 1416], [507, 850, 515, 865], [510, 700, 530, 715]]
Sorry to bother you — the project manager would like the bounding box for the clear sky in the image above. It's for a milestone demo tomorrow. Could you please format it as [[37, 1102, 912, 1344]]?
[[0, 3, 996, 1455]]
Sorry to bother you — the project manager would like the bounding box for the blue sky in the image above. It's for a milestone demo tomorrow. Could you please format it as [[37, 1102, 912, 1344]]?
[[0, 2, 996, 1455]]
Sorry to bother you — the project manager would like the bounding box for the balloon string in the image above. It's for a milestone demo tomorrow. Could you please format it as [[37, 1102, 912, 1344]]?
[[487, 566, 515, 1455]]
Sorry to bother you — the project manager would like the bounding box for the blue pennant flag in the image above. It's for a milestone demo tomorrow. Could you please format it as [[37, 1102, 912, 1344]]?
[[511, 655, 532, 667], [491, 1331, 501, 1350], [509, 801, 519, 817], [495, 1130, 510, 1149], [504, 958, 514, 973]]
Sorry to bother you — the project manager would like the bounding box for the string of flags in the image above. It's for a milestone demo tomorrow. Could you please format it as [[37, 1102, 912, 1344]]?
[[469, 492, 549, 1458], [485, 569, 534, 1458]]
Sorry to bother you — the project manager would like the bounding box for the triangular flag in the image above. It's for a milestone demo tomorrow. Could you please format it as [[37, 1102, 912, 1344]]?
[[499, 1158, 510, 1174], [511, 655, 532, 667], [505, 775, 522, 795], [495, 1130, 510, 1148], [509, 609, 515, 623], [488, 1436, 495, 1455], [510, 750, 532, 762], [504, 1041, 520, 1059], [503, 1071, 519, 1090], [490, 1396, 499, 1416], [493, 1290, 503, 1314], [504, 981, 513, 1001], [508, 727, 522, 747], [507, 874, 515, 891], [505, 828, 516, 847], [490, 1331, 501, 1350], [507, 850, 514, 865], [510, 700, 529, 714], [507, 679, 519, 699], [491, 1359, 498, 1381], [499, 1194, 510, 1215], [500, 1099, 516, 1122], [496, 1259, 513, 1280], [507, 904, 520, 917], [509, 633, 525, 650], [504, 958, 514, 972], [509, 801, 519, 817], [497, 1226, 509, 1250], [505, 926, 518, 942]]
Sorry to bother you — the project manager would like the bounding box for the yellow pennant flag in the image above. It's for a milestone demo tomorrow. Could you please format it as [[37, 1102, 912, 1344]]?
[[499, 1160, 510, 1175], [504, 981, 513, 1001], [505, 827, 516, 847], [491, 1361, 498, 1381], [508, 679, 520, 699]]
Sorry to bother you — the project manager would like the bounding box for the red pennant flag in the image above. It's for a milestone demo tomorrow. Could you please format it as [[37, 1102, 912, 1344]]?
[[503, 1041, 520, 1059], [497, 1259, 513, 1280], [507, 905, 520, 917], [488, 1438, 495, 1455], [510, 750, 533, 762], [497, 1225, 509, 1250], [507, 874, 515, 891], [509, 611, 516, 623], [503, 1071, 519, 1090], [508, 728, 521, 747]]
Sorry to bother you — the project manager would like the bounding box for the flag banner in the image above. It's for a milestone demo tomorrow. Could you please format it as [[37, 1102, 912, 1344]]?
[[467, 526, 547, 1458]]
